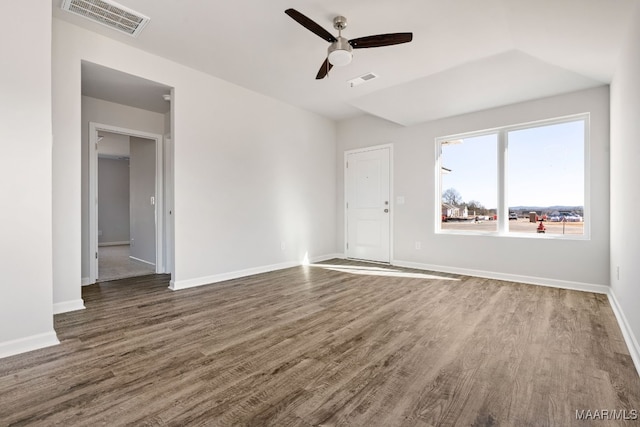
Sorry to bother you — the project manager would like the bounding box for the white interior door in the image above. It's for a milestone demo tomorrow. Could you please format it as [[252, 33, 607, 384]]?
[[346, 146, 391, 262]]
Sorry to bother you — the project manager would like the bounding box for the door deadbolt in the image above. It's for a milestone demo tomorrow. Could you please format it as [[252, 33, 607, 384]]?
[[384, 208, 389, 213]]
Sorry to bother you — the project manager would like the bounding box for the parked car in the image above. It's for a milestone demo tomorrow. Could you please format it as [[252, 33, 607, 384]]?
[[561, 212, 582, 222], [509, 212, 518, 220], [550, 211, 582, 222]]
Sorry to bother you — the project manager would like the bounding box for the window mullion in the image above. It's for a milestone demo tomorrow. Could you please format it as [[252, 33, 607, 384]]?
[[497, 130, 507, 234]]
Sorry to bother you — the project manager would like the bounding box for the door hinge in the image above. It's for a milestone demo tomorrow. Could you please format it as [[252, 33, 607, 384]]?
[[346, 202, 349, 209], [346, 161, 348, 168], [95, 252, 98, 259], [346, 242, 349, 249]]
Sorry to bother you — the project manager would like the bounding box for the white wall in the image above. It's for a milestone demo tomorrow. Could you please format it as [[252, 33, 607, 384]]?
[[98, 157, 130, 245], [337, 86, 610, 289], [81, 96, 165, 280], [53, 19, 337, 298], [0, 1, 59, 357], [610, 5, 640, 368], [129, 137, 156, 264]]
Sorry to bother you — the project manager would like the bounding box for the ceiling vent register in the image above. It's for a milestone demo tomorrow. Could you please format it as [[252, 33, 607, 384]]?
[[347, 73, 379, 87], [61, 0, 150, 37]]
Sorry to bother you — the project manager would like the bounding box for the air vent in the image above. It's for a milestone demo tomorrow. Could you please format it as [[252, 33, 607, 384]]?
[[347, 72, 379, 87], [61, 0, 150, 37]]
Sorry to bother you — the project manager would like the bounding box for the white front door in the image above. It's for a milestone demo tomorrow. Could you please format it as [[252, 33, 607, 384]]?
[[345, 146, 391, 263]]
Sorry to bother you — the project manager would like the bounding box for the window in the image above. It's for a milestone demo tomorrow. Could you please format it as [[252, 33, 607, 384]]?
[[440, 134, 498, 232], [436, 114, 588, 238]]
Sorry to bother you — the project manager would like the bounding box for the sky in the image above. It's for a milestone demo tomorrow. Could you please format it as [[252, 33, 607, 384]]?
[[441, 120, 585, 208]]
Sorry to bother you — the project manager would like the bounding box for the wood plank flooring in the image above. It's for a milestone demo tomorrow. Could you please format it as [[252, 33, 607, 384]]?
[[1, 260, 639, 426]]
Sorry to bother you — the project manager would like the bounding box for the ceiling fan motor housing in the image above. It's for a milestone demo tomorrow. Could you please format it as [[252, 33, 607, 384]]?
[[328, 36, 353, 66], [333, 15, 348, 30]]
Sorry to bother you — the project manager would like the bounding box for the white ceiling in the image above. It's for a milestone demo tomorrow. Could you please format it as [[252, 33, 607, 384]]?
[[54, 0, 638, 125]]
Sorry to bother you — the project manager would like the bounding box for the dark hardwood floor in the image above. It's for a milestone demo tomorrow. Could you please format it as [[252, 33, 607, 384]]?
[[1, 260, 639, 426]]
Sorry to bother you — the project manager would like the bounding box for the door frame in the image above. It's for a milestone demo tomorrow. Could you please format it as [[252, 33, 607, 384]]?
[[344, 144, 394, 263], [89, 122, 165, 283], [163, 136, 174, 276]]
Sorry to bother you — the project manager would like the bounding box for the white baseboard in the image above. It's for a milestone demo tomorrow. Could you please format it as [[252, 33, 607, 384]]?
[[392, 260, 609, 295], [98, 241, 130, 247], [170, 253, 343, 291], [170, 260, 298, 290], [53, 299, 86, 314], [0, 331, 59, 359], [81, 277, 93, 286], [309, 253, 345, 263], [129, 256, 155, 266], [607, 290, 640, 377]]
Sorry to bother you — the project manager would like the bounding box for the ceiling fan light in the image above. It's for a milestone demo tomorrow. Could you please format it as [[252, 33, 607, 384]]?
[[328, 36, 353, 66], [328, 49, 353, 66]]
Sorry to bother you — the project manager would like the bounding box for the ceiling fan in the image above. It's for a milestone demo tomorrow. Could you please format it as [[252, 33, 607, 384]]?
[[285, 8, 413, 80]]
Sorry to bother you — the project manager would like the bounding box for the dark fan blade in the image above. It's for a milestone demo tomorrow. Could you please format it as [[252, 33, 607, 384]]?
[[315, 58, 333, 79], [349, 32, 413, 49], [285, 9, 337, 43]]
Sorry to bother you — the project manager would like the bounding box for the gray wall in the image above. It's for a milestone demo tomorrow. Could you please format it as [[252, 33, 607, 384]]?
[[55, 19, 335, 303], [610, 5, 640, 366], [337, 86, 610, 288], [130, 137, 156, 265], [98, 157, 130, 244]]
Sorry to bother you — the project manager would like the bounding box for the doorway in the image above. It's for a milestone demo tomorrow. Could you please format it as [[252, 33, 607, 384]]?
[[96, 131, 158, 281], [89, 123, 165, 283], [344, 145, 392, 263]]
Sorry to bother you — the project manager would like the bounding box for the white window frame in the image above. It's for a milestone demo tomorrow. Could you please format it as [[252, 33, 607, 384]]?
[[435, 113, 590, 240]]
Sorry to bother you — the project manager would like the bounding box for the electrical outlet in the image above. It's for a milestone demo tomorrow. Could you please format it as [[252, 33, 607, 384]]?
[[415, 241, 421, 250]]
